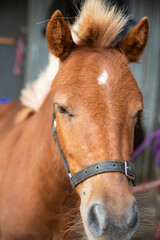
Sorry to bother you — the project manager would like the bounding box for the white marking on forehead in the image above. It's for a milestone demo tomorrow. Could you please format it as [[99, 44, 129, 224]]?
[[97, 70, 108, 85]]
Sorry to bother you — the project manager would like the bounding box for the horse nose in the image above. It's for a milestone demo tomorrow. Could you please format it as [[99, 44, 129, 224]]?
[[127, 204, 139, 237], [86, 203, 139, 238], [87, 204, 109, 237]]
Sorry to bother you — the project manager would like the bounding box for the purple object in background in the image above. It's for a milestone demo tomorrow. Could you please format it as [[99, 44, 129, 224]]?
[[13, 35, 25, 77], [152, 135, 160, 166], [131, 130, 160, 166], [0, 97, 10, 105]]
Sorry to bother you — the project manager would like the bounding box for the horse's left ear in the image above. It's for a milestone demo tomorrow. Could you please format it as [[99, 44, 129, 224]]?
[[46, 10, 76, 60], [117, 17, 149, 62]]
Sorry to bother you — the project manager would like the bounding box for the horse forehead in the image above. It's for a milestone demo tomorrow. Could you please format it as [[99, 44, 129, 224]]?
[[59, 48, 123, 85], [55, 48, 133, 105], [74, 48, 118, 71]]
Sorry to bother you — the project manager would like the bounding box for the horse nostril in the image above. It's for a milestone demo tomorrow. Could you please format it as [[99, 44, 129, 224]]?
[[87, 204, 108, 237], [127, 204, 139, 237]]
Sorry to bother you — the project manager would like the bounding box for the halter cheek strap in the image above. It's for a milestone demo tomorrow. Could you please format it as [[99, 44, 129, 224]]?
[[52, 110, 136, 188]]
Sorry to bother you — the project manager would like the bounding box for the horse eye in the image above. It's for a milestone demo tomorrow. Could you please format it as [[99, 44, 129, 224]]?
[[134, 110, 143, 119], [57, 106, 73, 119], [58, 106, 67, 114]]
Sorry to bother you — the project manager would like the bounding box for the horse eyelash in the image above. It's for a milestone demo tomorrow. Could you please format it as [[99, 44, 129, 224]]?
[[134, 110, 143, 119], [57, 106, 73, 118], [134, 110, 143, 129], [58, 106, 68, 114]]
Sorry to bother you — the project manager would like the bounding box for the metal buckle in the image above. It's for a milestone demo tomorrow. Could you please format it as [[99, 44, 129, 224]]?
[[125, 161, 134, 180]]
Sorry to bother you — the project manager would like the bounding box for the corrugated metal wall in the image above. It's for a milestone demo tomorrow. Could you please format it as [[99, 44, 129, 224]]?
[[129, 0, 160, 181], [24, 0, 52, 84], [0, 0, 27, 100]]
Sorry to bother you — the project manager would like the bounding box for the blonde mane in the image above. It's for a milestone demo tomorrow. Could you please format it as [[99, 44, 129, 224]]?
[[72, 0, 129, 48], [20, 0, 129, 111], [20, 54, 59, 111]]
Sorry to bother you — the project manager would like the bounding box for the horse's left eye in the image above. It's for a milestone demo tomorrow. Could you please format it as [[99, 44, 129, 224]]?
[[134, 110, 143, 119]]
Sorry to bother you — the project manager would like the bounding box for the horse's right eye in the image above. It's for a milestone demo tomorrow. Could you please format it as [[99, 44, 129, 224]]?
[[57, 105, 73, 120], [58, 106, 68, 114]]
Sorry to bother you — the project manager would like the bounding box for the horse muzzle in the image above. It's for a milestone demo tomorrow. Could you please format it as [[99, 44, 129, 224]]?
[[83, 201, 139, 240]]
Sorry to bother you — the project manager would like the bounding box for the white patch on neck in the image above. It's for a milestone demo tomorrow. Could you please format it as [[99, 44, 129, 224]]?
[[20, 54, 59, 111], [98, 70, 108, 85]]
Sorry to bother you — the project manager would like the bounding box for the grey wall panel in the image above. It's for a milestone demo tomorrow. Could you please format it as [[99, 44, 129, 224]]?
[[129, 0, 160, 180], [24, 0, 52, 84], [0, 0, 27, 100]]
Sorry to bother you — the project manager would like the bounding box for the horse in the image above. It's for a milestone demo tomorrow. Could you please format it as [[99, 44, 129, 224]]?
[[0, 0, 149, 239]]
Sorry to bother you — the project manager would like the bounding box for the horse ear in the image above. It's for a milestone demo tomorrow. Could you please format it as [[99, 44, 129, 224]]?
[[117, 17, 149, 62], [46, 10, 76, 60]]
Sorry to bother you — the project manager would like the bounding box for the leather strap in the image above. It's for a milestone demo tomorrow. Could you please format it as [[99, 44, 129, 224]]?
[[52, 108, 136, 188], [52, 117, 72, 179], [70, 161, 136, 188]]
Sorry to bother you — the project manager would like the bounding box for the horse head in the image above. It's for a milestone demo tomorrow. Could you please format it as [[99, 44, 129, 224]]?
[[46, 1, 149, 239]]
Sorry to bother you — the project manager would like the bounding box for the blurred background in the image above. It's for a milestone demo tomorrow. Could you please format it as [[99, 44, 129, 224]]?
[[0, 0, 160, 239]]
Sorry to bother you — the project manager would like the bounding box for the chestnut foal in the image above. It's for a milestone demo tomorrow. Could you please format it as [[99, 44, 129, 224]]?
[[0, 0, 149, 239]]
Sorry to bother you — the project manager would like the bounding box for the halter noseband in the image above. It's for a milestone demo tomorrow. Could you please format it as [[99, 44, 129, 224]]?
[[52, 108, 136, 188]]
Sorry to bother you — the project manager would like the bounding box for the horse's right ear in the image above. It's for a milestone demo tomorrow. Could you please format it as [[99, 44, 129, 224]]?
[[46, 10, 76, 60]]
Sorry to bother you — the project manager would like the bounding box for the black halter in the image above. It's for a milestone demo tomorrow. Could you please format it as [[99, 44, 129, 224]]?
[[52, 109, 136, 188]]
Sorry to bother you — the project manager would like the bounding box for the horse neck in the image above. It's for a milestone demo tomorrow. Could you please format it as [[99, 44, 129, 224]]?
[[32, 91, 74, 204]]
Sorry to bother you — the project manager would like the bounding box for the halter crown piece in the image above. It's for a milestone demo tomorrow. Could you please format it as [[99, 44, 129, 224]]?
[[52, 107, 136, 188]]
